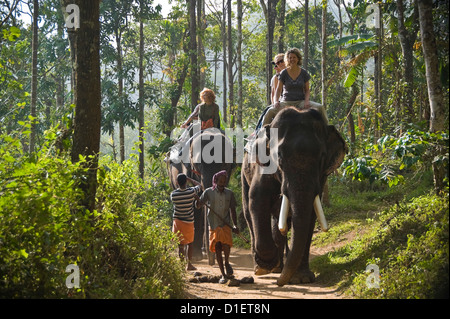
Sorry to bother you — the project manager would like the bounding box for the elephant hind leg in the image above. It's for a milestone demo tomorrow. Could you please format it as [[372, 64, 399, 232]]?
[[241, 175, 255, 251], [271, 215, 286, 273]]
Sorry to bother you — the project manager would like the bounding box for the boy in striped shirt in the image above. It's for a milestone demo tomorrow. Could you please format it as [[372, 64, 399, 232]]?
[[170, 173, 202, 270]]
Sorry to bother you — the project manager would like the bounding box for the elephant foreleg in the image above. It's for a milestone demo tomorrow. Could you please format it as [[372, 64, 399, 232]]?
[[249, 196, 280, 274]]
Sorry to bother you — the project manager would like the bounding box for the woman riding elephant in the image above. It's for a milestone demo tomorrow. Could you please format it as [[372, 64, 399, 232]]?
[[181, 88, 220, 130], [242, 107, 347, 286], [262, 48, 328, 126]]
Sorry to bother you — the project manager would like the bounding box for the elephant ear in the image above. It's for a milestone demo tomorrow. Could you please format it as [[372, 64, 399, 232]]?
[[324, 125, 348, 176]]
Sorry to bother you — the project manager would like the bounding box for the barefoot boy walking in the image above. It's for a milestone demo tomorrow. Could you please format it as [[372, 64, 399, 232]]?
[[197, 170, 239, 283], [170, 173, 202, 270]]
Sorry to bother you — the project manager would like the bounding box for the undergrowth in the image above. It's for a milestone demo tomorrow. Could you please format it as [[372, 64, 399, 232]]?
[[311, 171, 449, 299], [0, 128, 185, 298]]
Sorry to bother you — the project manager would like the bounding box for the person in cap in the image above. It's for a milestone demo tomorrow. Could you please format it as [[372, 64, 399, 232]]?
[[197, 170, 239, 283]]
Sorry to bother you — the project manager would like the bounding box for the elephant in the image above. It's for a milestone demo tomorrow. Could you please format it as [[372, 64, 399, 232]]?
[[167, 127, 235, 262], [241, 107, 347, 286]]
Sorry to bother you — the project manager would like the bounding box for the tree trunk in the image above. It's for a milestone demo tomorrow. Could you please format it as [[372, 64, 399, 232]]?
[[321, 0, 327, 109], [197, 0, 206, 89], [188, 0, 199, 111], [347, 85, 358, 144], [138, 17, 145, 179], [260, 0, 278, 104], [237, 0, 243, 127], [56, 17, 65, 114], [222, 0, 227, 123], [418, 0, 446, 194], [227, 0, 234, 127], [397, 0, 418, 122], [277, 0, 286, 53], [376, 3, 383, 140], [116, 31, 125, 163], [70, 0, 102, 212], [304, 0, 309, 71], [30, 0, 39, 153], [418, 0, 445, 133]]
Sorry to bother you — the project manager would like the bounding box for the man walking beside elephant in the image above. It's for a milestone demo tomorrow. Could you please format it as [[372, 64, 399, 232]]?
[[197, 170, 239, 284], [170, 173, 202, 271]]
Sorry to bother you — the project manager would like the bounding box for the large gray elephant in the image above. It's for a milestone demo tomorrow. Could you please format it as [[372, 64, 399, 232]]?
[[241, 107, 347, 286], [167, 128, 234, 262]]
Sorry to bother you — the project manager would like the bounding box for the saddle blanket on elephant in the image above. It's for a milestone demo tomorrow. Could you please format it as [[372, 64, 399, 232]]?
[[172, 218, 195, 245], [209, 225, 233, 252]]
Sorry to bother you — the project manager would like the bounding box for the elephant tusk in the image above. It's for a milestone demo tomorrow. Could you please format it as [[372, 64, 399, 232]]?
[[278, 195, 290, 236], [314, 195, 328, 232]]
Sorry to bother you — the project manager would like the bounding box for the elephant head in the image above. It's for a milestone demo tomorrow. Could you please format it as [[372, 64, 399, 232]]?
[[242, 107, 347, 286], [190, 128, 234, 189]]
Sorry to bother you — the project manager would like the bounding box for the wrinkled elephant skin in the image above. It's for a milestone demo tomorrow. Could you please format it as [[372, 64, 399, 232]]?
[[242, 108, 347, 286]]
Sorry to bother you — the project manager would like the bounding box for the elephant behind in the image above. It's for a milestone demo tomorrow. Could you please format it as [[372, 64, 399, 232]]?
[[242, 107, 347, 286]]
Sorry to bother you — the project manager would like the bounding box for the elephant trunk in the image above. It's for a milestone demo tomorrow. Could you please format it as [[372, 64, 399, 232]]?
[[276, 192, 316, 287]]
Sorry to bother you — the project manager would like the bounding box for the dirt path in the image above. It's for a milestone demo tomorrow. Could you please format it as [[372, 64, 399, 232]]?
[[184, 246, 343, 299]]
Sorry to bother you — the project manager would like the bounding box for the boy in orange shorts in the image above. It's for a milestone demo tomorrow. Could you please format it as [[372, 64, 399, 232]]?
[[197, 170, 239, 283], [170, 173, 202, 270]]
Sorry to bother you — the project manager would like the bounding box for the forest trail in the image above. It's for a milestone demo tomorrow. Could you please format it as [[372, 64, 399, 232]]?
[[184, 245, 344, 299]]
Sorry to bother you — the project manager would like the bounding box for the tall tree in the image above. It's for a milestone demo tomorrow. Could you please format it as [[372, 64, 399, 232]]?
[[277, 0, 286, 53], [101, 0, 133, 163], [260, 0, 278, 104], [68, 0, 102, 212], [138, 1, 145, 179], [29, 0, 39, 153], [418, 0, 446, 193], [188, 0, 199, 110], [236, 0, 243, 127], [197, 0, 206, 88], [227, 0, 234, 126], [303, 0, 309, 71], [374, 2, 383, 140], [396, 0, 419, 122], [222, 0, 227, 122], [321, 0, 327, 109]]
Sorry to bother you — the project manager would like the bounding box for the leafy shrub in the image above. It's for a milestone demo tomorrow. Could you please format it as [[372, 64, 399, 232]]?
[[313, 192, 449, 299], [92, 157, 185, 298], [0, 128, 87, 297], [350, 193, 449, 299], [0, 126, 185, 298], [341, 129, 449, 188]]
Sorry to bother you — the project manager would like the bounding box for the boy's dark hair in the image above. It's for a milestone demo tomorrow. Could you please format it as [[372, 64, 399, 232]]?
[[177, 173, 187, 187]]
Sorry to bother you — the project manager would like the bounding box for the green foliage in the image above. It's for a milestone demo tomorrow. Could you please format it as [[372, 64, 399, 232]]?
[[91, 157, 185, 298], [2, 26, 21, 42], [0, 125, 185, 298], [0, 128, 87, 298], [312, 188, 449, 299], [348, 194, 449, 298], [341, 129, 449, 187]]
